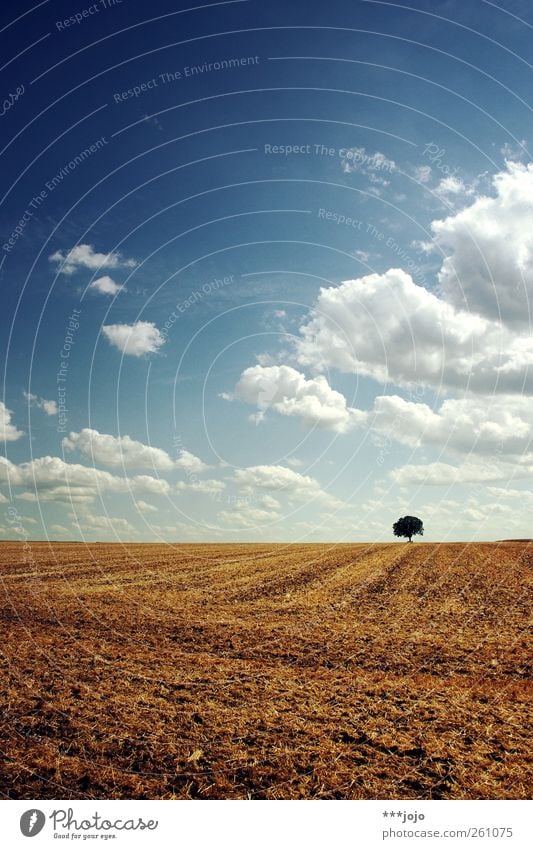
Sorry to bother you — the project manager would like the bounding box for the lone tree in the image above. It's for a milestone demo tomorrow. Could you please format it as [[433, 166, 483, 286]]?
[[393, 515, 424, 543]]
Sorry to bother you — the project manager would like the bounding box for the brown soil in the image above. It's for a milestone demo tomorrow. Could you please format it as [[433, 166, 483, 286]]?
[[0, 541, 531, 799]]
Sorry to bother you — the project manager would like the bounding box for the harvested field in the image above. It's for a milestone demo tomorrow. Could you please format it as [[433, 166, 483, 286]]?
[[0, 541, 531, 799]]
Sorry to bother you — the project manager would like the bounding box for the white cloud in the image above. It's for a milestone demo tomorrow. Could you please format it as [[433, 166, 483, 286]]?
[[434, 176, 475, 198], [41, 399, 58, 416], [295, 163, 533, 398], [49, 244, 136, 275], [0, 492, 8, 503], [341, 147, 396, 175], [63, 428, 175, 471], [72, 512, 137, 536], [135, 500, 158, 513], [230, 364, 366, 433], [230, 376, 533, 466], [234, 464, 340, 508], [389, 460, 532, 486], [0, 402, 24, 441], [485, 486, 533, 502], [127, 474, 172, 495], [89, 276, 123, 296], [286, 457, 304, 468], [175, 449, 211, 474], [500, 140, 527, 160], [49, 524, 71, 536], [412, 165, 432, 183], [63, 430, 211, 478], [218, 504, 280, 529], [235, 464, 317, 493], [231, 363, 533, 467], [432, 161, 533, 324], [24, 391, 57, 416], [176, 479, 226, 494], [296, 268, 533, 394], [368, 173, 390, 187], [0, 455, 170, 503], [102, 321, 165, 357], [17, 487, 96, 503], [258, 494, 281, 509], [367, 394, 533, 458]]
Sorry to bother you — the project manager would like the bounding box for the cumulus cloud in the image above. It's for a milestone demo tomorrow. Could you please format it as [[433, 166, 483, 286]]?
[[412, 165, 432, 183], [17, 487, 95, 503], [231, 368, 533, 459], [341, 147, 396, 175], [234, 464, 341, 507], [0, 455, 170, 503], [49, 244, 137, 275], [48, 523, 71, 536], [230, 364, 366, 433], [235, 464, 317, 493], [176, 479, 226, 494], [434, 176, 476, 199], [72, 512, 137, 537], [367, 394, 533, 458], [0, 402, 24, 441], [63, 428, 175, 471], [102, 321, 165, 357], [500, 140, 527, 160], [432, 161, 533, 324], [135, 500, 158, 513], [389, 460, 533, 486], [41, 399, 58, 415], [89, 276, 123, 296], [296, 268, 533, 394], [258, 494, 281, 509], [175, 449, 211, 474], [63, 430, 211, 477], [218, 504, 280, 529], [24, 391, 57, 416]]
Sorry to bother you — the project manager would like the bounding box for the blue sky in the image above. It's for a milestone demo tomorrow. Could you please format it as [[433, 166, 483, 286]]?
[[1, 0, 533, 542]]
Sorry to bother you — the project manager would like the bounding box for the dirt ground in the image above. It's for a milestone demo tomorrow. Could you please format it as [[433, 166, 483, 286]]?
[[0, 540, 531, 799]]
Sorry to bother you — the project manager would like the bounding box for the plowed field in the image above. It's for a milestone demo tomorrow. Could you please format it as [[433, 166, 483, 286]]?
[[0, 541, 531, 799]]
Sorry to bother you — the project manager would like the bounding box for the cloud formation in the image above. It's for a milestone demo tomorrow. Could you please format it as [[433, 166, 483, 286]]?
[[341, 147, 396, 176], [49, 244, 137, 275], [24, 391, 57, 416], [231, 364, 365, 432], [102, 321, 165, 356], [218, 504, 280, 529], [63, 428, 175, 471], [296, 268, 533, 394], [0, 402, 24, 441], [175, 449, 211, 474], [227, 360, 533, 462], [89, 276, 123, 296], [368, 394, 533, 458], [234, 464, 341, 508], [389, 460, 532, 486], [176, 479, 226, 494], [0, 455, 171, 503], [432, 161, 533, 324]]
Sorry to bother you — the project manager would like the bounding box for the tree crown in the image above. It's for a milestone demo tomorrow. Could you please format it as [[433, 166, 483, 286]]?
[[393, 515, 424, 540]]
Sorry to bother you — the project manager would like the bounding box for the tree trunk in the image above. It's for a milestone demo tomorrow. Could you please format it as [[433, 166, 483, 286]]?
[[408, 536, 412, 542]]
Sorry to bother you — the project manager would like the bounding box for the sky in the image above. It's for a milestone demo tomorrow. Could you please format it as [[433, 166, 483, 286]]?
[[1, 0, 533, 543]]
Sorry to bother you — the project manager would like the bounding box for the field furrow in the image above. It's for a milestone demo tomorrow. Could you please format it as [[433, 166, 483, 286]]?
[[0, 541, 531, 799]]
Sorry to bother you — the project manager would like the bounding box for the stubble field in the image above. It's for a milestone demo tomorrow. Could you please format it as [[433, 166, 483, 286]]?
[[0, 540, 531, 799]]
